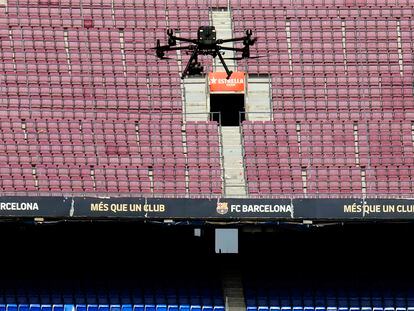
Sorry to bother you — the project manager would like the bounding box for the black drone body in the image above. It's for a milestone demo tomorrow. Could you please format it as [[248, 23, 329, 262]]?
[[154, 26, 257, 79]]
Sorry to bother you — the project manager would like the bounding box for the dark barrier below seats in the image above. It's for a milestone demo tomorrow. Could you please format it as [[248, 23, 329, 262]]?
[[1, 196, 414, 220]]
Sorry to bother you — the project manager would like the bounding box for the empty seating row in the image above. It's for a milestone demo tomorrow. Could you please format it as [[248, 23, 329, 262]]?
[[0, 163, 223, 194], [233, 0, 414, 7], [0, 109, 184, 122], [242, 120, 414, 195], [5, 104, 402, 122], [0, 305, 224, 311], [3, 75, 180, 89]]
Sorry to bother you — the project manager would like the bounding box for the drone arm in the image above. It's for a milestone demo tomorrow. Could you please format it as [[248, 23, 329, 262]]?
[[157, 44, 194, 51], [217, 37, 248, 44], [218, 46, 246, 52], [170, 36, 198, 44], [215, 47, 233, 79]]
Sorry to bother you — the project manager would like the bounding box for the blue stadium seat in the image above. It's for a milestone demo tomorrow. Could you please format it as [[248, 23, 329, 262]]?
[[121, 305, 132, 311], [76, 305, 87, 311], [156, 305, 167, 311], [111, 305, 121, 311], [247, 307, 257, 311], [145, 305, 155, 311], [87, 305, 98, 311], [168, 306, 178, 311], [19, 304, 29, 311], [213, 307, 224, 311], [41, 305, 52, 311], [133, 305, 144, 311], [30, 304, 41, 311], [190, 306, 201, 311], [7, 304, 18, 311], [179, 305, 190, 311]]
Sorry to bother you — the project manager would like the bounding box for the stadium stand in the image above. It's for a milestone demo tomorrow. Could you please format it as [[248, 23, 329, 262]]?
[[2, 0, 414, 197], [244, 284, 414, 311], [232, 0, 414, 197], [0, 0, 220, 196], [0, 281, 225, 308], [0, 222, 226, 310], [0, 216, 413, 311], [239, 223, 414, 311], [3, 2, 414, 311]]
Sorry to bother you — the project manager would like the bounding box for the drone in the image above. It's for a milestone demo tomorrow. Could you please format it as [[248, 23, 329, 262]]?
[[153, 26, 257, 79]]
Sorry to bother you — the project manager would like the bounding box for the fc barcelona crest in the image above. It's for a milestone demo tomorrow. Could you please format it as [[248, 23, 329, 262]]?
[[216, 202, 229, 215]]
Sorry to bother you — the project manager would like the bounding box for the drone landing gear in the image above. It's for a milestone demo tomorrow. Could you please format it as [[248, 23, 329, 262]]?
[[215, 47, 233, 79], [181, 48, 199, 79]]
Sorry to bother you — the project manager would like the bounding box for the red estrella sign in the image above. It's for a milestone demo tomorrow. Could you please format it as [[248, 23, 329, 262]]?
[[209, 72, 245, 93]]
